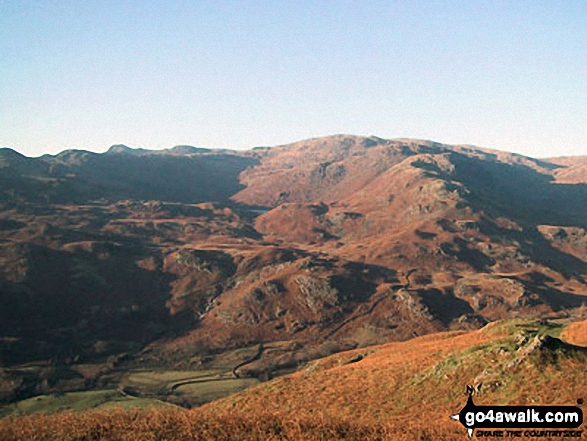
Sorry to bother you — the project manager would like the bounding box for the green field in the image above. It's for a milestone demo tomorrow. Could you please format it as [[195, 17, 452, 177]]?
[[0, 389, 175, 417], [0, 344, 270, 417], [0, 366, 261, 416], [172, 378, 259, 406]]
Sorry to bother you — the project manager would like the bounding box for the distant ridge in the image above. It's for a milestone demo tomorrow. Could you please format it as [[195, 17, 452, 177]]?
[[169, 145, 211, 154], [106, 144, 151, 155], [0, 147, 25, 158]]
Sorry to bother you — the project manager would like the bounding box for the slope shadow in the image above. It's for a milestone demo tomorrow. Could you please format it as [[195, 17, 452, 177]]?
[[1, 151, 260, 204], [71, 153, 260, 204], [448, 152, 587, 228], [416, 288, 474, 325], [440, 238, 496, 271], [448, 152, 587, 279], [518, 279, 587, 311], [0, 243, 184, 366]]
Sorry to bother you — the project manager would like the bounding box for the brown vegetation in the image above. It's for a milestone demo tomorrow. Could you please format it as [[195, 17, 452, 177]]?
[[561, 320, 587, 346], [1, 320, 584, 441], [1, 135, 587, 414]]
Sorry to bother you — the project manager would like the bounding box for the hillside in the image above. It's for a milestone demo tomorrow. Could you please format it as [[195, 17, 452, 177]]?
[[205, 319, 587, 420], [0, 146, 258, 204], [0, 135, 586, 413], [0, 319, 585, 440]]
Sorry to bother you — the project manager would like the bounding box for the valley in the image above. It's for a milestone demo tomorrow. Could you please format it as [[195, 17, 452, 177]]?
[[0, 135, 586, 421]]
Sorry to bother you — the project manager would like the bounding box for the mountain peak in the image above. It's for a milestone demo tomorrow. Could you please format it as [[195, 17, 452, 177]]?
[[106, 144, 134, 154], [106, 144, 153, 155], [0, 147, 25, 158], [169, 145, 211, 154]]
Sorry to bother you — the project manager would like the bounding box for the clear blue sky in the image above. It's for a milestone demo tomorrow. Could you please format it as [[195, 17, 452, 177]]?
[[1, 0, 586, 158]]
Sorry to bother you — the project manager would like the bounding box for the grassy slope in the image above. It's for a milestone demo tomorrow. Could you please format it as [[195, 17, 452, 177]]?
[[0, 389, 175, 418], [0, 319, 585, 440], [205, 319, 586, 423], [0, 368, 259, 417], [561, 320, 587, 346]]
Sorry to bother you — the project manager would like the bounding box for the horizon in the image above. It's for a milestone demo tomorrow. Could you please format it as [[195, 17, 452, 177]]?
[[1, 133, 585, 160], [1, 1, 586, 158], [1, 132, 585, 160]]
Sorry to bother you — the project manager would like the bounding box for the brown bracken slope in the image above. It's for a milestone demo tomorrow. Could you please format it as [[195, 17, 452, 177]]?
[[1, 319, 585, 440], [0, 136, 586, 408]]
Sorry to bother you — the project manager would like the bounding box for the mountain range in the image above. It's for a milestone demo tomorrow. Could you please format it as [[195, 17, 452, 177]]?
[[0, 135, 586, 409]]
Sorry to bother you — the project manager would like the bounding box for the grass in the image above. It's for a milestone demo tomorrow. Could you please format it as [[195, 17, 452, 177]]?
[[0, 319, 585, 440], [0, 408, 417, 441], [173, 378, 259, 406], [0, 365, 259, 419], [119, 368, 259, 407], [0, 390, 174, 417], [121, 369, 226, 393], [561, 320, 587, 346], [203, 319, 586, 421], [125, 370, 222, 384]]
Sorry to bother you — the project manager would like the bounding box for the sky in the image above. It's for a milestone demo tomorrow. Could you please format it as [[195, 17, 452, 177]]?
[[1, 1, 586, 158]]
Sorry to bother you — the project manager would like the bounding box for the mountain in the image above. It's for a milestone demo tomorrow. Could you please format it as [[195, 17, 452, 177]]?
[[0, 135, 586, 411], [1, 145, 258, 204]]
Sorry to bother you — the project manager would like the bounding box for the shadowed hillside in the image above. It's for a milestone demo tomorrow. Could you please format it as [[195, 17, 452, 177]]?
[[1, 136, 586, 416], [0, 147, 259, 204]]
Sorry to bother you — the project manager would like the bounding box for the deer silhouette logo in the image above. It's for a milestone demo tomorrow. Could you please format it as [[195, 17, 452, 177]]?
[[466, 383, 483, 397]]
